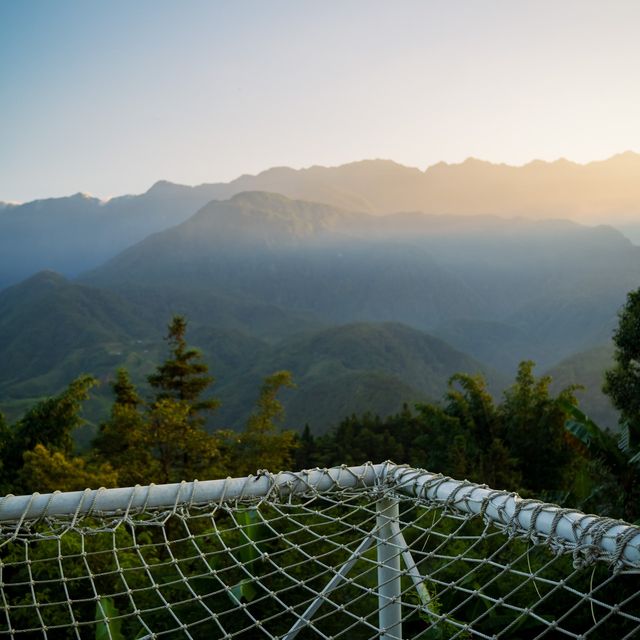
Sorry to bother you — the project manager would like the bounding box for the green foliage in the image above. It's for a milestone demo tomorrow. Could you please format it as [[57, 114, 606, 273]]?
[[227, 509, 264, 605], [96, 322, 223, 485], [318, 407, 427, 469], [11, 374, 97, 457], [313, 362, 582, 500], [147, 398, 222, 483], [563, 401, 640, 521], [571, 286, 640, 520], [95, 597, 125, 640], [604, 287, 640, 442], [1, 521, 160, 638], [0, 375, 98, 493], [93, 372, 152, 486], [148, 315, 219, 424], [20, 444, 118, 492], [112, 367, 143, 407], [501, 361, 579, 494], [222, 371, 298, 476]]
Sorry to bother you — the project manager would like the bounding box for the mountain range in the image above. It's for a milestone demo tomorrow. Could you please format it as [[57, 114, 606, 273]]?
[[3, 153, 640, 289], [82, 191, 637, 372], [1, 158, 636, 435]]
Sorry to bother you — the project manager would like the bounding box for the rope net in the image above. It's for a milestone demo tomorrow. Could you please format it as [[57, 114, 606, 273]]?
[[0, 463, 638, 639]]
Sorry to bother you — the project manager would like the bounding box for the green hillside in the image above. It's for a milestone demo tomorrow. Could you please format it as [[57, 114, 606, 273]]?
[[546, 343, 619, 431], [81, 191, 640, 373], [0, 272, 499, 436], [211, 322, 505, 433], [0, 272, 158, 395]]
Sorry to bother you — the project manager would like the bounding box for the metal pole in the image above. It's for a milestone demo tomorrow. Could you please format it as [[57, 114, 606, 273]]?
[[377, 496, 402, 640], [283, 532, 375, 640]]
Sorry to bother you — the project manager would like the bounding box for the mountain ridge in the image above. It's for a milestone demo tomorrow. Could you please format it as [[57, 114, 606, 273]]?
[[81, 191, 639, 372], [0, 272, 501, 434], [3, 152, 640, 288]]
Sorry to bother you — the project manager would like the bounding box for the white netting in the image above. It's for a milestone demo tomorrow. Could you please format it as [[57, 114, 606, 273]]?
[[0, 462, 638, 639]]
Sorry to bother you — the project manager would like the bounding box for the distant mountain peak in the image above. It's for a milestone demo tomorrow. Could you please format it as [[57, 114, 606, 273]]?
[[229, 190, 294, 205], [601, 150, 640, 165], [146, 179, 185, 194], [6, 270, 70, 294], [23, 270, 68, 286], [337, 158, 411, 169]]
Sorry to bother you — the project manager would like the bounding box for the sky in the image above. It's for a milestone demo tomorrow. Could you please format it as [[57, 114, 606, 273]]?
[[2, 0, 640, 202]]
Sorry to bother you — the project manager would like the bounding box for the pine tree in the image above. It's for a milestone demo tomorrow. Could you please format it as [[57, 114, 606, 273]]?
[[148, 316, 219, 425], [93, 369, 150, 485], [97, 319, 223, 485], [112, 367, 143, 408]]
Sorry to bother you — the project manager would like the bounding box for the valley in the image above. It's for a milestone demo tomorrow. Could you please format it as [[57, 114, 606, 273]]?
[[0, 181, 632, 435]]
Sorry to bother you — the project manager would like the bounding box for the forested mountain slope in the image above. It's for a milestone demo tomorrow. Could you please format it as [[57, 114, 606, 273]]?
[[209, 322, 503, 432], [0, 270, 497, 433], [83, 191, 640, 371], [546, 343, 618, 430], [1, 191, 633, 433]]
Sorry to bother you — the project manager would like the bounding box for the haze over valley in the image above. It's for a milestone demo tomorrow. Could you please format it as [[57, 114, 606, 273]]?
[[0, 161, 633, 434]]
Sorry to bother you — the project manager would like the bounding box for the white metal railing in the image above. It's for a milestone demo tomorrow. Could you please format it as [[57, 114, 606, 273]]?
[[0, 462, 639, 638]]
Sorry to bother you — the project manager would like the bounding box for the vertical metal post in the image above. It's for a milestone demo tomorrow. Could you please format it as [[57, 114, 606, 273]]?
[[377, 497, 402, 640]]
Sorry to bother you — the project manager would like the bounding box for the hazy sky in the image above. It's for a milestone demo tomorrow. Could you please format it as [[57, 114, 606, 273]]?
[[2, 0, 640, 202]]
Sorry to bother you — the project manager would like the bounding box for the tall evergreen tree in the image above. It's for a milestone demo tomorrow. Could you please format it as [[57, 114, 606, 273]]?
[[93, 369, 149, 484], [148, 316, 219, 425], [98, 346, 223, 485], [112, 367, 143, 408]]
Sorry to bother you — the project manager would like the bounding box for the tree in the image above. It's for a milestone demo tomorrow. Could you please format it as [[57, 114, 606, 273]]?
[[148, 315, 219, 425], [93, 369, 150, 485], [604, 287, 640, 445], [418, 373, 520, 489], [11, 375, 97, 457], [112, 367, 143, 408], [224, 371, 298, 476], [0, 375, 98, 493], [96, 319, 223, 485], [574, 287, 640, 520], [146, 398, 222, 483], [97, 364, 223, 485], [20, 444, 118, 493], [563, 402, 640, 521], [501, 361, 578, 495]]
